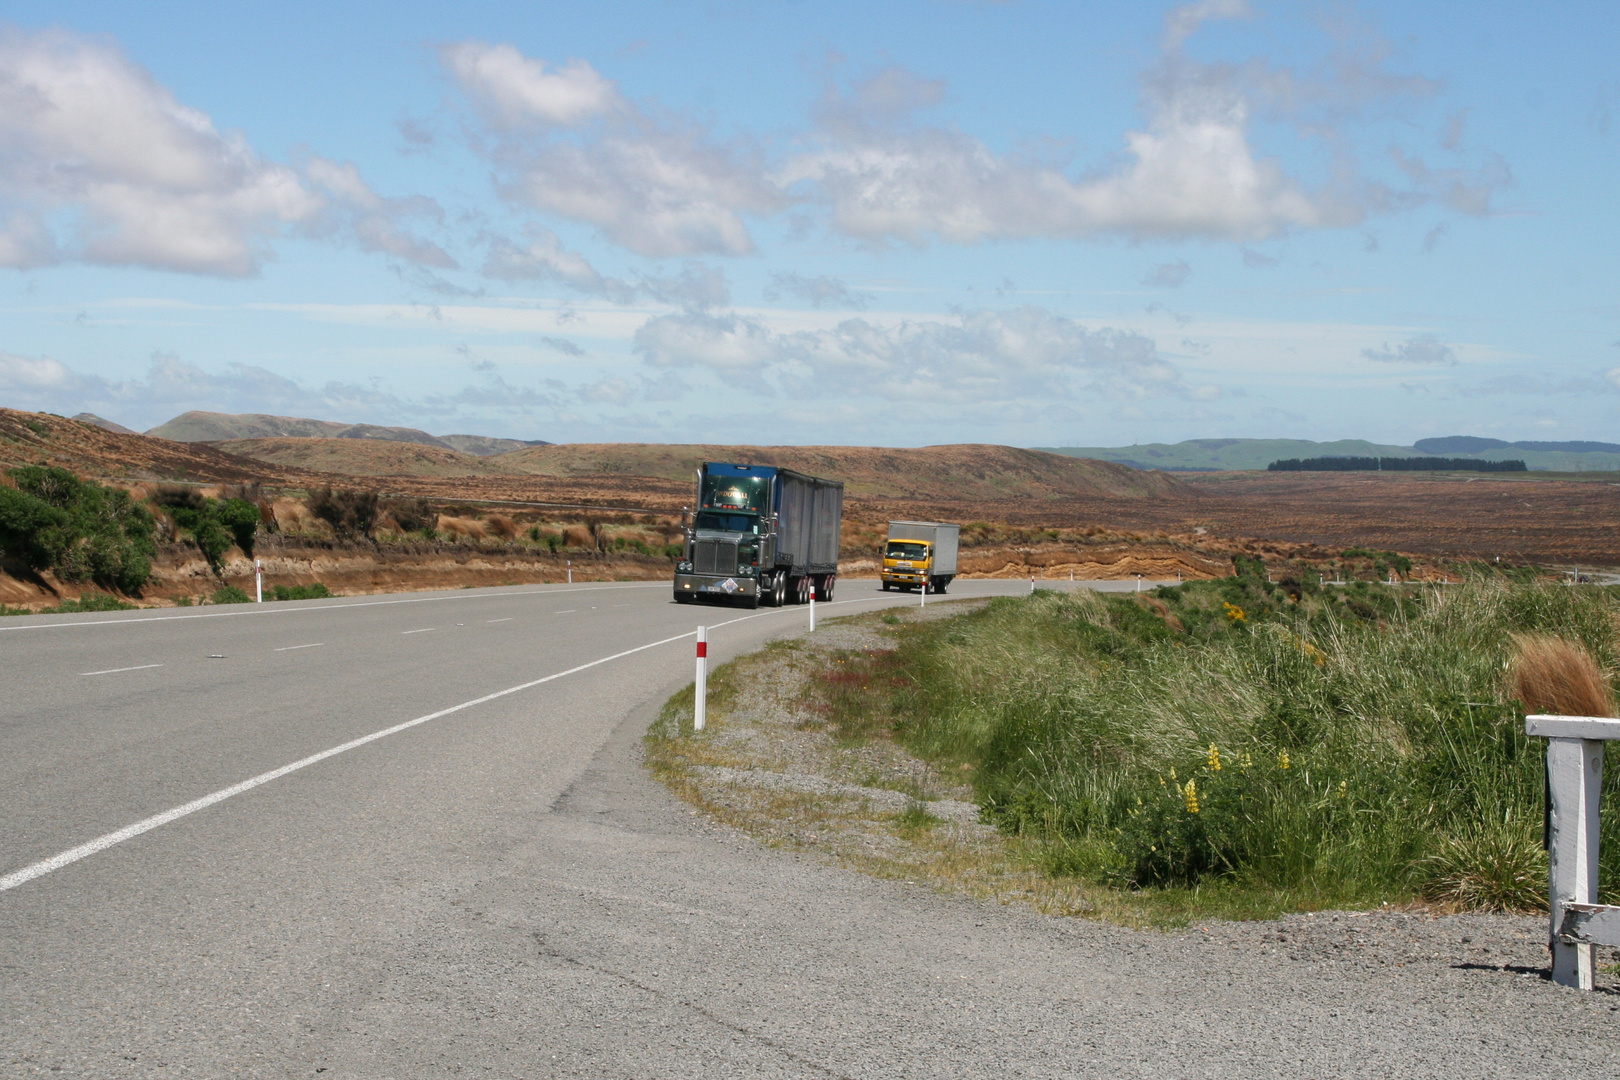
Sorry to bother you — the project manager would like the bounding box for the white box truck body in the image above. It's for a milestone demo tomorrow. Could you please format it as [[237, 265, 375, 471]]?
[[881, 521, 959, 594]]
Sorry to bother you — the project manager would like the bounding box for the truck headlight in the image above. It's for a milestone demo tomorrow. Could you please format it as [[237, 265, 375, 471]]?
[[677, 561, 693, 573]]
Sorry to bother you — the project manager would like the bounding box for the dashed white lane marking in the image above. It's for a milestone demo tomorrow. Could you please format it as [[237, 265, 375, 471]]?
[[80, 664, 164, 676], [274, 643, 324, 652], [0, 628, 699, 894], [552, 610, 576, 614], [486, 618, 514, 623], [400, 628, 435, 635]]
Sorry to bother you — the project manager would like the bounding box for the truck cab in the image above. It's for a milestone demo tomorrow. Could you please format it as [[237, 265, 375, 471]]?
[[674, 463, 843, 608], [880, 521, 959, 594], [882, 538, 934, 591]]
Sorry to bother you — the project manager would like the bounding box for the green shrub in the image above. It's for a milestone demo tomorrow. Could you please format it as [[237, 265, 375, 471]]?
[[156, 487, 260, 571], [308, 487, 378, 539], [825, 579, 1620, 912], [46, 593, 138, 613], [270, 583, 331, 601], [0, 466, 156, 592], [210, 585, 252, 604]]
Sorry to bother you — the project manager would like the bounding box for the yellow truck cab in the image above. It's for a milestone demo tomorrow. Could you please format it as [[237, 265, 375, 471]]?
[[880, 521, 959, 594]]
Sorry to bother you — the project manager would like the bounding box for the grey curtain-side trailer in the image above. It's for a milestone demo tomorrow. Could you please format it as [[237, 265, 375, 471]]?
[[673, 462, 844, 608]]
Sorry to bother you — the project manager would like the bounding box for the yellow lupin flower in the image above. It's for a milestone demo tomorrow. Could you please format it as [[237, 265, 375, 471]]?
[[1208, 743, 1222, 771], [1223, 602, 1246, 624], [1184, 778, 1200, 813], [1278, 750, 1291, 770], [1338, 780, 1348, 798]]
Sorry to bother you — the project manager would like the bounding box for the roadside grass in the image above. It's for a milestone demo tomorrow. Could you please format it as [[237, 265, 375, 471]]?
[[820, 575, 1619, 918], [651, 575, 1620, 927], [210, 585, 252, 604], [270, 583, 332, 601]]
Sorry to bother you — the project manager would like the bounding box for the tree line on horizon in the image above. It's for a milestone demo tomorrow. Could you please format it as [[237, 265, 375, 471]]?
[[1267, 456, 1528, 473]]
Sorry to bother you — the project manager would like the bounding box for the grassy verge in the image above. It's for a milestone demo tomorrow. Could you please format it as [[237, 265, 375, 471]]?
[[651, 574, 1620, 926]]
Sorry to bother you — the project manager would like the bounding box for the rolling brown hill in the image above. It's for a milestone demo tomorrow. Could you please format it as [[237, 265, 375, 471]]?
[[212, 437, 516, 478], [0, 408, 325, 484], [490, 443, 1181, 502], [148, 410, 452, 447]]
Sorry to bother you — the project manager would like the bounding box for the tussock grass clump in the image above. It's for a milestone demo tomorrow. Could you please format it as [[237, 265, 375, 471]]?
[[270, 583, 332, 601], [1508, 633, 1614, 717], [829, 577, 1620, 915]]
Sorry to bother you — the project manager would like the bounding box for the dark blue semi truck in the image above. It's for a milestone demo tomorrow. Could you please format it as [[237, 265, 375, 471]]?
[[673, 462, 844, 609]]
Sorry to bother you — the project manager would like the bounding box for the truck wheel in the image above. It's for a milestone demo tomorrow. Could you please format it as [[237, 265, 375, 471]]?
[[881, 581, 891, 591], [675, 592, 693, 604], [822, 574, 835, 601], [743, 590, 760, 609], [796, 576, 810, 605], [937, 578, 948, 595]]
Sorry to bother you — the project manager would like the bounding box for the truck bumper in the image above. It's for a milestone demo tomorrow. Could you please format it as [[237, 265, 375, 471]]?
[[882, 570, 927, 586], [674, 572, 760, 598]]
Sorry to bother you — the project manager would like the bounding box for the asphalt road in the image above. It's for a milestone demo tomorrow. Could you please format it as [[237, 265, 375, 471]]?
[[2, 577, 1616, 1078]]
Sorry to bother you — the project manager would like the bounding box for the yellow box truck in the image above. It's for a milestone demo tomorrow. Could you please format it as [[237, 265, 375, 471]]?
[[880, 521, 959, 594]]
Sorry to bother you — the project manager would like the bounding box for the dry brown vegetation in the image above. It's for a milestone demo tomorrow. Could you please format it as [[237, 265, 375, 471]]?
[[1508, 634, 1615, 717], [211, 437, 511, 477]]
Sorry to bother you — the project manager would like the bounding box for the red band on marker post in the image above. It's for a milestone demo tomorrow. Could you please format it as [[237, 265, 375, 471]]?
[[696, 641, 707, 658]]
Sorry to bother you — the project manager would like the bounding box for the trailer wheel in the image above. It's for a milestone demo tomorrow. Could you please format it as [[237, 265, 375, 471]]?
[[822, 574, 835, 601], [795, 576, 811, 605], [936, 577, 948, 595], [881, 581, 891, 592]]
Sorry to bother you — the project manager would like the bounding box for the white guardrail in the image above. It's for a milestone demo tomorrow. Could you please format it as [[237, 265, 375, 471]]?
[[1525, 714, 1620, 989]]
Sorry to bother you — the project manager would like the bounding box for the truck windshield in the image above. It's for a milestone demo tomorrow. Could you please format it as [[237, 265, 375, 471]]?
[[695, 511, 761, 534], [701, 474, 770, 514], [886, 541, 929, 560]]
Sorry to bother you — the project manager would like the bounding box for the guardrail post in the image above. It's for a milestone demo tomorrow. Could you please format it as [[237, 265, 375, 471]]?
[[1525, 714, 1620, 989], [694, 627, 708, 732]]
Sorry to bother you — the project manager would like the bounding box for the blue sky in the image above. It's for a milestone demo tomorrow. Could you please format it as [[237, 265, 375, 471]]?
[[0, 0, 1615, 446]]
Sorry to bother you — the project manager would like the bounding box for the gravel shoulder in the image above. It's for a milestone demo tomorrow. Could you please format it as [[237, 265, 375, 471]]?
[[644, 599, 1620, 1072]]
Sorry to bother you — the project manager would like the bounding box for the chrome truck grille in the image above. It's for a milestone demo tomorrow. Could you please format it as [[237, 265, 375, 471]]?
[[693, 538, 736, 575]]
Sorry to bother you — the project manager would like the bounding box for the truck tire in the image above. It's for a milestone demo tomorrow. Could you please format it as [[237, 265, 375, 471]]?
[[793, 576, 810, 605], [675, 591, 693, 604], [881, 581, 891, 592], [743, 590, 759, 609], [773, 572, 787, 607], [937, 577, 949, 595], [822, 574, 835, 601]]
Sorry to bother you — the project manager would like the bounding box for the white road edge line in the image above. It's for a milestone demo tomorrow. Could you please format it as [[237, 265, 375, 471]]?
[[400, 628, 435, 635], [0, 581, 670, 633], [552, 610, 576, 614], [0, 628, 699, 895], [273, 643, 324, 652], [486, 618, 514, 623], [79, 663, 164, 676]]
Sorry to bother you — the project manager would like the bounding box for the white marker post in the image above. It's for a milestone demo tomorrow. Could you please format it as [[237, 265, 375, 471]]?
[[1029, 573, 1035, 595], [1135, 574, 1143, 593], [693, 627, 708, 732], [919, 576, 926, 608], [809, 581, 816, 631], [1526, 714, 1620, 989], [254, 559, 263, 603], [567, 560, 572, 584]]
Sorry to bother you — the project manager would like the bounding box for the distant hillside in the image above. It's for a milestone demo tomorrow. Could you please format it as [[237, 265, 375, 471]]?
[[0, 408, 325, 483], [148, 410, 452, 447], [492, 443, 1182, 501], [439, 433, 551, 457], [1039, 439, 1413, 472], [212, 437, 516, 478], [1043, 437, 1620, 472], [72, 412, 139, 435]]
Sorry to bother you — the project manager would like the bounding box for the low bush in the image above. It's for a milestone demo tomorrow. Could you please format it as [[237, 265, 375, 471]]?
[[45, 593, 138, 613], [270, 583, 332, 601], [812, 578, 1620, 915], [0, 466, 156, 592], [308, 487, 378, 540], [155, 487, 261, 570], [210, 585, 252, 604]]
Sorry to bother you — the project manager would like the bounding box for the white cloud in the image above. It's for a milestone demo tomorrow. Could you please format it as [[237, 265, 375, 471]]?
[[303, 158, 456, 268], [441, 43, 623, 128], [444, 42, 787, 258], [1361, 333, 1457, 365], [634, 306, 1217, 403], [0, 28, 320, 275], [483, 225, 729, 307], [763, 272, 870, 309], [1144, 261, 1192, 287]]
